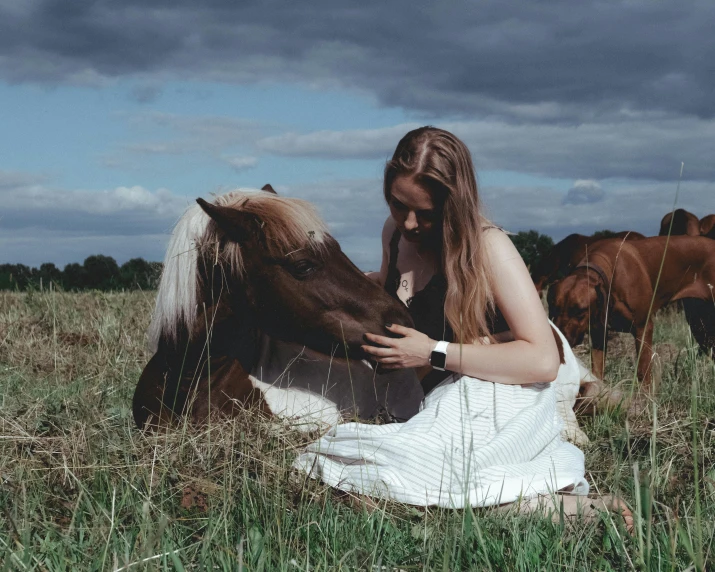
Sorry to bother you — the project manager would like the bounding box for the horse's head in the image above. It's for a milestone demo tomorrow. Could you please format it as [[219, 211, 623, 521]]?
[[547, 269, 605, 347], [195, 189, 414, 360]]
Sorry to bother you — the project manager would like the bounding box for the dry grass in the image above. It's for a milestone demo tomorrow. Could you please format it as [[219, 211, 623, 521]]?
[[1, 290, 714, 570]]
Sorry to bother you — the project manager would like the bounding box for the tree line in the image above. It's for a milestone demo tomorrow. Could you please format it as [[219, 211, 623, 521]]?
[[1, 230, 624, 291], [0, 256, 162, 291]]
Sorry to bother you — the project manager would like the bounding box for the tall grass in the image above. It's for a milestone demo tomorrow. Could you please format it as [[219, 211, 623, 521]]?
[[1, 290, 714, 570]]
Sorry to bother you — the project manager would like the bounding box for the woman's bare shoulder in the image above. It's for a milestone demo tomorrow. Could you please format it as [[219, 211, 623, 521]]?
[[382, 215, 397, 235], [381, 216, 397, 246], [482, 226, 519, 259]]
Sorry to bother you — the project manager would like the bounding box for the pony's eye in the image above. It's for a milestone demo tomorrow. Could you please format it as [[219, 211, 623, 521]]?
[[290, 259, 317, 278]]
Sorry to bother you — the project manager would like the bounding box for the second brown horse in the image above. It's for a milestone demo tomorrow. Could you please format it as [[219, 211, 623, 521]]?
[[548, 235, 715, 389]]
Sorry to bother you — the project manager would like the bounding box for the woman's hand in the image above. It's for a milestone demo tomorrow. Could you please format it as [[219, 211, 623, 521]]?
[[362, 324, 435, 369]]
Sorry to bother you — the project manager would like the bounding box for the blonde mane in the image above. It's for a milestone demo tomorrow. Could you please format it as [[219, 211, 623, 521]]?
[[148, 189, 329, 351]]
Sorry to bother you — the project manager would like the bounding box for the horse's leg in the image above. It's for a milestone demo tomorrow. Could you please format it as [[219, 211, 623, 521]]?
[[634, 322, 656, 391], [133, 352, 176, 429], [589, 323, 608, 381], [190, 356, 270, 423]]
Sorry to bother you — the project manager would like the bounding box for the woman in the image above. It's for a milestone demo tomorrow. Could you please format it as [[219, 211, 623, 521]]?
[[295, 127, 631, 526]]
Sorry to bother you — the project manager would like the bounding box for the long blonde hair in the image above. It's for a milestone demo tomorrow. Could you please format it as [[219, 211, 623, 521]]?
[[384, 127, 495, 344]]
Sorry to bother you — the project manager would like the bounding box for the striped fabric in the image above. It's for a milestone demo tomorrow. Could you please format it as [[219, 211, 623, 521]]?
[[294, 327, 589, 508]]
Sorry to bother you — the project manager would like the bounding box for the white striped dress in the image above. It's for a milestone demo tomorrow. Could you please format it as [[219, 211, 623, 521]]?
[[293, 353, 589, 508]]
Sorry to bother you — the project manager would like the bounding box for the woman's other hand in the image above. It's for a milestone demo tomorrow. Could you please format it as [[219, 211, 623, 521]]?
[[362, 324, 435, 369]]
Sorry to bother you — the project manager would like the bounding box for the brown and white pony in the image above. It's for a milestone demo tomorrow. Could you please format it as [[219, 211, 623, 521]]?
[[132, 186, 424, 430]]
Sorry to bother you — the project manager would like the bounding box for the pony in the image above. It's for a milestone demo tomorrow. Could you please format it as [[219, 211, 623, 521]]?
[[132, 186, 424, 430], [531, 231, 645, 294], [547, 235, 715, 391]]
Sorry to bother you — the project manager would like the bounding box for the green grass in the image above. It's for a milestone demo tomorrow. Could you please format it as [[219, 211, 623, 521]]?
[[1, 291, 714, 570]]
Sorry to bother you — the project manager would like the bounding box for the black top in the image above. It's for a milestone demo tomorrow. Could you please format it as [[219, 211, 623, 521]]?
[[384, 227, 508, 393]]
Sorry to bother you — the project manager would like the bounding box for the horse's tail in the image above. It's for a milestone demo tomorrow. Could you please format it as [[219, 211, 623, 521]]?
[[148, 202, 209, 352]]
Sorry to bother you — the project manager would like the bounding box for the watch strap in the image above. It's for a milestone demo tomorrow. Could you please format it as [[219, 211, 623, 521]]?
[[429, 340, 450, 371]]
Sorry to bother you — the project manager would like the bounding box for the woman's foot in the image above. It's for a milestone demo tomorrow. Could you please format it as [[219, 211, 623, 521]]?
[[499, 492, 634, 533]]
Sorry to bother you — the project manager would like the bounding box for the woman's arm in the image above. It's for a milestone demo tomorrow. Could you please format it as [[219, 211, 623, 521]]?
[[363, 229, 560, 385]]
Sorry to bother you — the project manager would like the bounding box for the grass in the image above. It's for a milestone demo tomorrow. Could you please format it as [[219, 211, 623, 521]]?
[[1, 290, 714, 570]]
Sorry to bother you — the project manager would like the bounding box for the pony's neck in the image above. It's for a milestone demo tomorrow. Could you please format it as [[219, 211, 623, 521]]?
[[159, 264, 259, 374]]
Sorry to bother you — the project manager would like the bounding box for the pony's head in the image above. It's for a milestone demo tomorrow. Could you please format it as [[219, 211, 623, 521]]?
[[149, 186, 414, 360]]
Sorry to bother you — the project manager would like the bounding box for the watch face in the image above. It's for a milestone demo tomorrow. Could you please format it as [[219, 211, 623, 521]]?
[[430, 350, 446, 370]]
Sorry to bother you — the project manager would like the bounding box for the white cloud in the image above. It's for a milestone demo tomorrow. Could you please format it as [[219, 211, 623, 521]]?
[[222, 155, 258, 172], [562, 180, 605, 205], [0, 170, 191, 237]]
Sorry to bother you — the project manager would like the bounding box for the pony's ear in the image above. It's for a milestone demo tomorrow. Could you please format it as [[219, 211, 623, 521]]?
[[261, 184, 277, 194], [196, 198, 260, 243]]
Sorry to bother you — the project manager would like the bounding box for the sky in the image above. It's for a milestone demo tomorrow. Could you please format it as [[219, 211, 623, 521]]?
[[1, 0, 714, 271]]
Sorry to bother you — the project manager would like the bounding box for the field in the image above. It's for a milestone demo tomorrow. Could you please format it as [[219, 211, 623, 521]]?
[[1, 290, 714, 571]]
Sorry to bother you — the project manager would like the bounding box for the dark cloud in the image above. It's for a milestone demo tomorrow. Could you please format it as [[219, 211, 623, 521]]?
[[2, 1, 714, 121], [562, 180, 605, 205]]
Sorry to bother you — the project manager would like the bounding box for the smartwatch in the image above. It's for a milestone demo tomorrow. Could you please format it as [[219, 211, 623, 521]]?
[[429, 340, 450, 371]]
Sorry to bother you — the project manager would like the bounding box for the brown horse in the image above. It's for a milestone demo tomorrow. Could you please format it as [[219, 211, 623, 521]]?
[[700, 214, 715, 239], [133, 187, 424, 430], [659, 208, 700, 237], [531, 231, 645, 294], [547, 235, 715, 390]]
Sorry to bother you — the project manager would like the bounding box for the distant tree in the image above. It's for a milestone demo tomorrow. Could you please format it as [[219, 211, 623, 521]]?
[[509, 230, 554, 270], [0, 257, 163, 291], [120, 258, 162, 289], [0, 264, 32, 290], [63, 263, 87, 290], [592, 229, 620, 239], [38, 263, 62, 289], [83, 255, 121, 290], [2, 264, 34, 290]]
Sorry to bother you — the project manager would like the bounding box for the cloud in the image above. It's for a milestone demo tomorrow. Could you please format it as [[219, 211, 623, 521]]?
[[2, 1, 714, 123], [253, 118, 715, 181], [222, 155, 258, 172], [4, 164, 713, 271], [562, 180, 605, 205], [257, 124, 419, 159], [101, 111, 266, 166], [0, 169, 190, 236], [482, 179, 715, 241]]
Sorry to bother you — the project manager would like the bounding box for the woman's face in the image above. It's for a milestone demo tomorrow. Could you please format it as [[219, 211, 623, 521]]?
[[388, 175, 442, 246]]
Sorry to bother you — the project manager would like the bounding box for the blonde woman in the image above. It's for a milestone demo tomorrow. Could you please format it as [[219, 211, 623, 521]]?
[[295, 127, 631, 528]]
